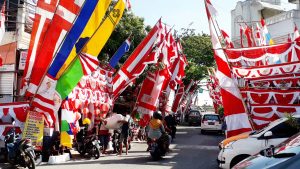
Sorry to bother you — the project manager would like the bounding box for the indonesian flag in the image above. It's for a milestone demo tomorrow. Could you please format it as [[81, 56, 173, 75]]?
[[20, 0, 59, 96], [240, 25, 245, 48], [254, 23, 263, 46], [112, 19, 163, 99], [171, 83, 185, 113], [220, 29, 234, 48], [205, 0, 252, 138], [0, 1, 5, 43], [244, 25, 254, 47], [294, 23, 300, 41]]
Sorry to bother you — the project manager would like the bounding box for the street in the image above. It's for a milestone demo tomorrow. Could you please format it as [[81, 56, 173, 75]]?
[[0, 126, 224, 169]]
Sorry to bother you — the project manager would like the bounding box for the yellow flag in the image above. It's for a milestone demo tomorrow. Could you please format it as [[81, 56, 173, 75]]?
[[56, 0, 112, 78]]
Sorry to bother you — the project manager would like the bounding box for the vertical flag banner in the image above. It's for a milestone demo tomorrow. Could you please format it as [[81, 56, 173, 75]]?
[[21, 0, 59, 95], [293, 23, 300, 41], [109, 38, 131, 68], [261, 18, 274, 45], [26, 0, 85, 97], [205, 0, 252, 138], [220, 29, 234, 48], [32, 0, 112, 127], [0, 1, 6, 43], [56, 0, 126, 100], [112, 19, 163, 99], [171, 83, 185, 113]]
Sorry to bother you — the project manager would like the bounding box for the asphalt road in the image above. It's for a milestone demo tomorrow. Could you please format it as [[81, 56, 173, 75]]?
[[0, 126, 224, 169]]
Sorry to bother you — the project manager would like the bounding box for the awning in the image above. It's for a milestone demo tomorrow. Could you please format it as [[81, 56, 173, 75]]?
[[255, 1, 284, 11], [0, 42, 17, 65]]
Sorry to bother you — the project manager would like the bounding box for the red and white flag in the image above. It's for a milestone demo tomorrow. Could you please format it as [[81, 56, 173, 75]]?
[[0, 1, 6, 43], [112, 19, 163, 99], [20, 0, 59, 96], [254, 23, 263, 46], [220, 29, 234, 48], [205, 0, 252, 138], [25, 0, 84, 98], [171, 83, 185, 113], [293, 23, 300, 41]]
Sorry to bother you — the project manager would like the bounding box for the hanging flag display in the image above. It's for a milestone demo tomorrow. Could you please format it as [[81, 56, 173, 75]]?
[[261, 18, 275, 45], [56, 0, 126, 101], [171, 83, 185, 113], [109, 37, 131, 68], [0, 1, 6, 43], [26, 0, 85, 98], [32, 0, 111, 127], [113, 19, 163, 99], [205, 0, 252, 138], [20, 0, 59, 95]]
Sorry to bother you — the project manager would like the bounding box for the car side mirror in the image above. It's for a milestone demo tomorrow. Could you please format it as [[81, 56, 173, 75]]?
[[264, 131, 273, 139]]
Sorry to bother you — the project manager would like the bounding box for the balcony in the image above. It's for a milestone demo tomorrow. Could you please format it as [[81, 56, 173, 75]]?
[[289, 0, 299, 4], [266, 9, 300, 25]]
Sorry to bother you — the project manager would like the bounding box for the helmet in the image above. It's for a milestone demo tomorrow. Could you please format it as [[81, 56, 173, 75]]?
[[82, 118, 91, 125], [153, 111, 162, 120]]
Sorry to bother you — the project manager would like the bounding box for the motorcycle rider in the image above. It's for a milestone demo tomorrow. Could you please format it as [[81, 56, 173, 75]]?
[[147, 111, 170, 152], [164, 113, 177, 141]]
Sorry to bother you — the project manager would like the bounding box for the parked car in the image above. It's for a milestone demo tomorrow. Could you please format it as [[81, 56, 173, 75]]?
[[187, 110, 201, 126], [217, 115, 300, 169], [200, 113, 222, 134], [233, 132, 300, 169]]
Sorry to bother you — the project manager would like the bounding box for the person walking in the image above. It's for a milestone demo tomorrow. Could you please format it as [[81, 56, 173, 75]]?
[[117, 113, 131, 155]]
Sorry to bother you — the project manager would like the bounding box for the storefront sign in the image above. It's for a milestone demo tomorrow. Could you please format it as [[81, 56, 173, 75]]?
[[22, 111, 44, 148], [19, 51, 27, 70]]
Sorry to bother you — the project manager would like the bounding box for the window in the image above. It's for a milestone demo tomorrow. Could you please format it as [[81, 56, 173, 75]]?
[[269, 121, 299, 139], [203, 115, 220, 121]]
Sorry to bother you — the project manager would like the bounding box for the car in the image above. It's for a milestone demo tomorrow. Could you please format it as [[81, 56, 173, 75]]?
[[187, 110, 201, 126], [200, 113, 222, 134], [217, 115, 300, 169], [233, 132, 300, 169]]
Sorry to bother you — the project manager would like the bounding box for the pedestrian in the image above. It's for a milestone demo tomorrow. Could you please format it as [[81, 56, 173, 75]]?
[[99, 120, 110, 154], [117, 112, 132, 155]]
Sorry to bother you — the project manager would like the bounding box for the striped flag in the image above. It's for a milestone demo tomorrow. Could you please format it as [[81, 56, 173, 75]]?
[[293, 23, 300, 41], [0, 1, 5, 43], [112, 19, 163, 99], [220, 29, 234, 48], [205, 0, 252, 138], [56, 0, 126, 100], [109, 37, 131, 68], [20, 0, 59, 95], [171, 83, 184, 113], [32, 0, 112, 126], [26, 0, 85, 98]]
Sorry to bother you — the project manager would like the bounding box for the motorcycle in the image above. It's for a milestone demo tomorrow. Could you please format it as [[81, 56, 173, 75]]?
[[149, 133, 169, 160], [4, 130, 36, 169], [75, 134, 101, 159]]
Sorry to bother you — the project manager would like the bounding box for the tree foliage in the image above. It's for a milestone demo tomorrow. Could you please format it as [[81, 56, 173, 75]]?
[[179, 28, 214, 84], [99, 10, 150, 67]]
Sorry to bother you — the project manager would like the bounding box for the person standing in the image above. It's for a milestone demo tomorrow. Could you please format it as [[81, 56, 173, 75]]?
[[118, 113, 131, 155]]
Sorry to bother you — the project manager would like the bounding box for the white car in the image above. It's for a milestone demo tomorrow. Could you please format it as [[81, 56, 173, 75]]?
[[217, 115, 300, 169], [200, 113, 222, 134]]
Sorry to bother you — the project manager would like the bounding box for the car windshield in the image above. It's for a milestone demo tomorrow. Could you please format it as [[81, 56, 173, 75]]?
[[203, 115, 219, 121], [190, 111, 200, 116]]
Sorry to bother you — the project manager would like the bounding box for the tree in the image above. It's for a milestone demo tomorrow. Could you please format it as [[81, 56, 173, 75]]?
[[179, 28, 214, 84], [99, 10, 150, 67]]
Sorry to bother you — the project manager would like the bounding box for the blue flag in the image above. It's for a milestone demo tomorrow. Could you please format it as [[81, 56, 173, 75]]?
[[109, 38, 131, 68]]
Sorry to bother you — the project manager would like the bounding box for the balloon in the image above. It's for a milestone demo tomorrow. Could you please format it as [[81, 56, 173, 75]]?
[[105, 114, 124, 129]]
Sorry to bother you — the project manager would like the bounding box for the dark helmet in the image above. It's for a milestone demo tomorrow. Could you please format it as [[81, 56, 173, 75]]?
[[153, 111, 162, 120]]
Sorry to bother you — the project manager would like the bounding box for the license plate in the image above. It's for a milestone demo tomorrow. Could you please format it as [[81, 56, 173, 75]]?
[[208, 122, 214, 125]]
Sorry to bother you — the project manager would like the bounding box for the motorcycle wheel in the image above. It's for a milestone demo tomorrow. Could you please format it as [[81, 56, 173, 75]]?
[[150, 147, 161, 161], [92, 146, 100, 159], [24, 152, 35, 169]]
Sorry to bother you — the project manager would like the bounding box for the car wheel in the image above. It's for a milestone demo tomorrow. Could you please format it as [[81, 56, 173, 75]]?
[[230, 154, 250, 168]]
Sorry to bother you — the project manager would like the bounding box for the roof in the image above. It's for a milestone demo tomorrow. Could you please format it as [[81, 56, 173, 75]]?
[[256, 1, 284, 11]]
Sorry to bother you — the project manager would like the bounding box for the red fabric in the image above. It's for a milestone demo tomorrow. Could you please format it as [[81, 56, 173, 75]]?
[[274, 93, 294, 104], [225, 43, 291, 60], [250, 93, 270, 104], [13, 107, 28, 122], [277, 107, 296, 113], [221, 88, 246, 115], [252, 107, 273, 114], [227, 128, 252, 138], [26, 0, 82, 97], [113, 20, 162, 99]]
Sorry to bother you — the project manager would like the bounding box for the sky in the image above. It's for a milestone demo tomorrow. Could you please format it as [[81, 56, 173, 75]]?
[[130, 0, 239, 35]]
